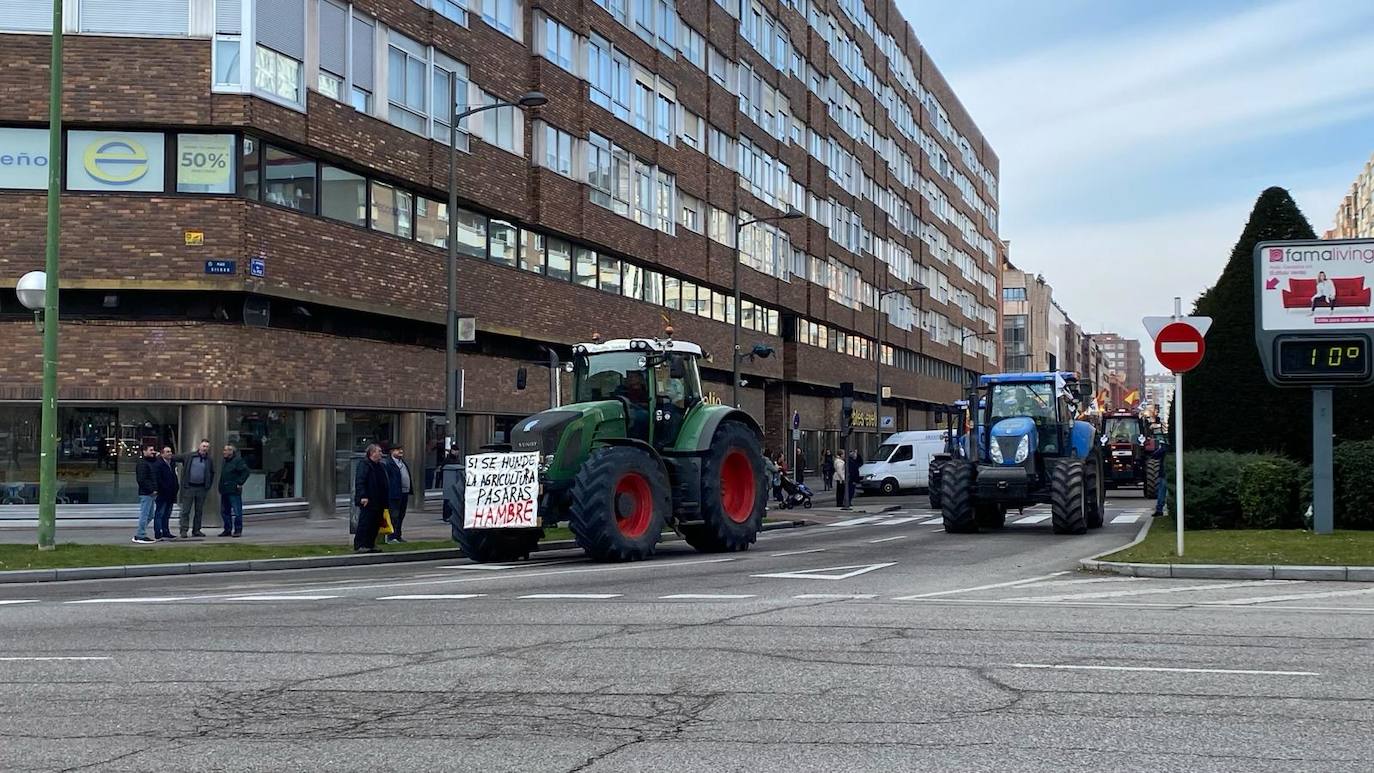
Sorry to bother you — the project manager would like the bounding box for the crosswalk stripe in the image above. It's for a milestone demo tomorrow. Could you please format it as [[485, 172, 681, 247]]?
[[519, 593, 621, 599], [659, 594, 755, 599], [377, 594, 487, 600], [224, 595, 339, 601], [1005, 580, 1292, 602], [1214, 587, 1374, 606], [1013, 514, 1051, 525], [920, 517, 945, 525], [827, 516, 884, 527], [65, 597, 186, 604], [878, 516, 921, 525], [0, 600, 38, 606], [1111, 514, 1141, 524]]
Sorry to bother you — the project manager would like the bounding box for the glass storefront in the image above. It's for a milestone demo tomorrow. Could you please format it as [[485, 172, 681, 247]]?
[[334, 410, 398, 495], [0, 404, 178, 504], [226, 406, 303, 501]]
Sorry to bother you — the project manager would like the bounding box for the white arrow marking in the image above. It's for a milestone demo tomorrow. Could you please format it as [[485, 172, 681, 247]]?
[[752, 562, 896, 580]]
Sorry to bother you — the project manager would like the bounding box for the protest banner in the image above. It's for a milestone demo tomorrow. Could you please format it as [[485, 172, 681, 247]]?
[[463, 452, 540, 529]]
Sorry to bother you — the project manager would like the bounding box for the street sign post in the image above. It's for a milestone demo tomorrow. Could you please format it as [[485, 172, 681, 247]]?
[[1144, 299, 1212, 558], [1253, 238, 1374, 534]]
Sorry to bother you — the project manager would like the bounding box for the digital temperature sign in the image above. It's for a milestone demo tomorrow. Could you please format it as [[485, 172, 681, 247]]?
[[1274, 337, 1372, 383]]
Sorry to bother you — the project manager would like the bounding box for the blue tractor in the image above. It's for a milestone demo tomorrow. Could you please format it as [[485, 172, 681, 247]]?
[[940, 372, 1106, 534]]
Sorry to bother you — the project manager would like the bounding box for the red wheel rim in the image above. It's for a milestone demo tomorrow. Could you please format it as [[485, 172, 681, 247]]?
[[613, 472, 654, 538], [720, 449, 756, 524]]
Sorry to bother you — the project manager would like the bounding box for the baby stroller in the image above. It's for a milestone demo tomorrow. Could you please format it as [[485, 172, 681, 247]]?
[[779, 475, 814, 509]]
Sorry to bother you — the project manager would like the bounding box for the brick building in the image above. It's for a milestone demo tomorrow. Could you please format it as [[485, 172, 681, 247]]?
[[0, 0, 1000, 522], [1086, 332, 1144, 408], [1325, 151, 1374, 239]]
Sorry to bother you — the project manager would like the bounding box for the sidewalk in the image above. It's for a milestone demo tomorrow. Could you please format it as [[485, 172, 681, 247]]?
[[1, 512, 455, 547]]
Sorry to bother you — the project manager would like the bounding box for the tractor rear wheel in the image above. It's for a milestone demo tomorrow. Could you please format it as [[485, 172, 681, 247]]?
[[449, 478, 544, 562], [568, 445, 670, 562], [941, 460, 978, 534], [1050, 458, 1088, 535], [1143, 457, 1161, 500], [1085, 452, 1106, 529], [682, 421, 766, 553], [928, 459, 945, 509]]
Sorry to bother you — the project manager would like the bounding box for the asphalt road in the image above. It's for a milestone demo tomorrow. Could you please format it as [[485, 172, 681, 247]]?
[[2, 490, 1371, 772]]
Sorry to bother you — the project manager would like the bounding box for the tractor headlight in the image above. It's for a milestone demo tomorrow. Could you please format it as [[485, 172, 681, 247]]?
[[990, 439, 1004, 463], [1014, 435, 1030, 463]]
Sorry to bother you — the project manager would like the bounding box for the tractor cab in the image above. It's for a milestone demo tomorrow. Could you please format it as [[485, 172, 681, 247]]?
[[978, 373, 1089, 470], [1100, 409, 1147, 487], [571, 337, 704, 449]]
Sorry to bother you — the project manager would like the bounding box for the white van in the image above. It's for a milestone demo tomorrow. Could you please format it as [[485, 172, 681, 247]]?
[[858, 430, 949, 495]]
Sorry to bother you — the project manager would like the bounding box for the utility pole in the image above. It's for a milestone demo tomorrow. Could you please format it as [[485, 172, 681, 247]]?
[[37, 0, 64, 551]]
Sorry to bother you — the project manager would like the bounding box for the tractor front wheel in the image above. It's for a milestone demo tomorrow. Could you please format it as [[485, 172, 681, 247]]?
[[682, 421, 766, 553], [941, 460, 978, 534], [1143, 457, 1161, 500], [568, 446, 670, 562], [449, 478, 544, 562], [1085, 452, 1106, 529], [1050, 458, 1088, 535]]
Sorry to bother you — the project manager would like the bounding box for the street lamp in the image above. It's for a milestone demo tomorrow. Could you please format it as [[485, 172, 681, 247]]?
[[732, 207, 803, 408], [444, 88, 547, 456], [875, 281, 925, 437]]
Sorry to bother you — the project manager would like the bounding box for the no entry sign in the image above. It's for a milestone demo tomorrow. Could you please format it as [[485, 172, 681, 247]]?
[[1155, 322, 1206, 373]]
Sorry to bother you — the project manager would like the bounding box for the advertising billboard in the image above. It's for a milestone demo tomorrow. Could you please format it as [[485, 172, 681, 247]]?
[[67, 130, 166, 192], [0, 127, 50, 190], [1258, 239, 1374, 331]]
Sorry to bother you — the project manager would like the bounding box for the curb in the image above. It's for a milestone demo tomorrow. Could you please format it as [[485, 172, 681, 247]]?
[[0, 518, 810, 584], [1079, 518, 1374, 582]]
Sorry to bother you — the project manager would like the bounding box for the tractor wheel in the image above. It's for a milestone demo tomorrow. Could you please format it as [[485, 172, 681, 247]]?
[[880, 478, 899, 496], [682, 421, 767, 553], [1049, 458, 1088, 535], [940, 460, 978, 534], [568, 445, 670, 562], [974, 502, 1006, 530], [1144, 457, 1161, 500], [928, 463, 943, 509], [448, 478, 544, 562], [1085, 453, 1106, 529]]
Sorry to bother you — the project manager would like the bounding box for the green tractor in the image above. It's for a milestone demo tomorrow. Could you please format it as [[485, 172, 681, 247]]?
[[447, 336, 768, 562]]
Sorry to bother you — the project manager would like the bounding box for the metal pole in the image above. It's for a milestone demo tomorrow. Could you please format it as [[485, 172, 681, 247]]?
[[1312, 387, 1334, 535], [548, 348, 561, 409], [731, 223, 742, 409], [1172, 297, 1184, 557], [37, 0, 63, 551], [876, 293, 883, 438], [445, 75, 459, 458]]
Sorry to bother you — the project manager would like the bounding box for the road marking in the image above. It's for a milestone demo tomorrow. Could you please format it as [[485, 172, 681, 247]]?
[[224, 595, 340, 601], [442, 559, 582, 571], [794, 593, 877, 600], [877, 516, 921, 526], [1012, 514, 1051, 525], [1005, 580, 1294, 602], [0, 656, 112, 662], [1214, 587, 1374, 606], [892, 572, 1069, 600], [377, 594, 488, 600], [0, 600, 38, 606], [1017, 577, 1145, 588], [1007, 663, 1317, 677], [519, 593, 621, 600], [868, 535, 908, 543], [768, 548, 827, 557], [1111, 514, 1141, 524], [65, 597, 187, 604], [920, 517, 944, 525], [658, 594, 755, 599], [753, 562, 897, 581], [827, 516, 884, 527]]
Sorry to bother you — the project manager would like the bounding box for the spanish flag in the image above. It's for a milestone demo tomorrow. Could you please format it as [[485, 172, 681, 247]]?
[[1124, 390, 1140, 406]]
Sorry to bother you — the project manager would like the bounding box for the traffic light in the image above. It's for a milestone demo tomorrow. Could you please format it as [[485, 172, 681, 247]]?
[[839, 381, 854, 436]]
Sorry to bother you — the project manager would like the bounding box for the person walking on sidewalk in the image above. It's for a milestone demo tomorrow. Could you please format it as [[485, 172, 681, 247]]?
[[132, 445, 159, 544], [794, 447, 807, 485], [218, 444, 251, 537], [153, 446, 180, 541], [847, 449, 863, 505], [178, 439, 215, 538], [354, 443, 390, 553], [821, 450, 834, 491], [832, 452, 847, 508], [1150, 436, 1169, 518], [384, 444, 413, 543]]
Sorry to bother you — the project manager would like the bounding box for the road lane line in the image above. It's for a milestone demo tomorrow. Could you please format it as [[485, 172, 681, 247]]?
[[1006, 580, 1294, 602], [920, 517, 944, 525], [659, 594, 755, 599], [892, 572, 1069, 600], [1016, 577, 1145, 588], [65, 597, 187, 604], [768, 548, 827, 557], [794, 594, 877, 600], [1012, 514, 1051, 525], [377, 594, 488, 600], [0, 600, 38, 606], [0, 656, 112, 662], [1214, 587, 1374, 605], [826, 516, 883, 527], [753, 562, 897, 581], [877, 517, 921, 526], [224, 595, 340, 601], [1110, 514, 1141, 524], [868, 535, 907, 543], [1007, 663, 1318, 677], [519, 593, 621, 600]]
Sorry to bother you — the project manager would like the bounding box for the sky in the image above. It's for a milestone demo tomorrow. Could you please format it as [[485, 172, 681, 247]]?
[[900, 0, 1374, 372]]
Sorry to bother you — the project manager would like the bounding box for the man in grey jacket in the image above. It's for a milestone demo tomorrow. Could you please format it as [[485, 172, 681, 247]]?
[[178, 439, 216, 538]]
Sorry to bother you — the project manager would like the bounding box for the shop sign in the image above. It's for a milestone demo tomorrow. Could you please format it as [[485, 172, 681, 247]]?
[[850, 410, 878, 429], [0, 127, 50, 189], [176, 133, 235, 193], [68, 130, 165, 192]]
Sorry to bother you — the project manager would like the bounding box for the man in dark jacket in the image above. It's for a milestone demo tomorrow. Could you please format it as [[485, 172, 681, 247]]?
[[132, 445, 159, 544], [383, 444, 413, 543], [218, 444, 251, 537], [154, 446, 180, 541], [1150, 436, 1169, 517], [354, 443, 390, 553], [178, 439, 215, 538]]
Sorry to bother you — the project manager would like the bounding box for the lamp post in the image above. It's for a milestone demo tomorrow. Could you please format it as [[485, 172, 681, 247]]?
[[875, 281, 925, 438], [732, 207, 803, 409], [444, 87, 547, 456]]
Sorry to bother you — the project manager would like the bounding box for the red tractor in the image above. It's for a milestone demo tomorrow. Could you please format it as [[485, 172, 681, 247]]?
[[1099, 410, 1159, 496]]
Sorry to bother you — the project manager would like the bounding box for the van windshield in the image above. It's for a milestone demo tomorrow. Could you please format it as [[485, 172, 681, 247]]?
[[875, 444, 897, 462]]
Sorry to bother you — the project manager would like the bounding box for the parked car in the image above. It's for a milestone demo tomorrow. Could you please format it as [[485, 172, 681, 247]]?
[[858, 430, 948, 495]]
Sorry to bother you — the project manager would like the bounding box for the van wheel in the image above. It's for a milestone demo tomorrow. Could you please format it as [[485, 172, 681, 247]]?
[[880, 478, 899, 496]]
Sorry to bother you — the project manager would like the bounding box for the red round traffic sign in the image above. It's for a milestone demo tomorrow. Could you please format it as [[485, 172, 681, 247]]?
[[1155, 322, 1206, 373]]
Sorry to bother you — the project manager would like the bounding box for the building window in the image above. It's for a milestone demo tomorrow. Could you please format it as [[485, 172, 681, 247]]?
[[1002, 286, 1027, 301], [539, 123, 576, 177], [416, 197, 449, 247], [320, 165, 367, 226], [454, 208, 487, 259], [370, 181, 414, 238], [547, 237, 572, 281], [541, 14, 577, 73], [681, 109, 703, 150], [434, 0, 468, 25], [229, 407, 304, 501], [598, 254, 622, 294], [334, 411, 396, 497], [679, 192, 703, 233], [520, 230, 546, 273], [214, 36, 242, 86], [663, 276, 680, 309], [388, 44, 428, 134], [594, 0, 628, 24], [708, 207, 735, 246], [478, 91, 517, 152], [350, 87, 373, 113], [318, 71, 344, 100], [262, 145, 316, 213], [176, 134, 237, 194], [678, 23, 704, 68], [480, 0, 520, 39], [622, 263, 644, 300], [253, 45, 301, 102], [489, 219, 518, 267], [574, 247, 598, 287]]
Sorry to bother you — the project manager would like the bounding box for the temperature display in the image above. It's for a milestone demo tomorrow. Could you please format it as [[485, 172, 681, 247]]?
[[1276, 338, 1371, 381]]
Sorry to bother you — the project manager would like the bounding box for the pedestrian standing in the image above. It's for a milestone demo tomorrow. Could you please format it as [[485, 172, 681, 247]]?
[[794, 447, 807, 485], [1150, 437, 1169, 517], [178, 439, 215, 538], [832, 452, 847, 507], [354, 443, 391, 553], [847, 449, 863, 504], [440, 448, 459, 523], [821, 450, 834, 491], [154, 446, 180, 541], [132, 445, 159, 544], [763, 451, 780, 506], [218, 444, 251, 537], [384, 444, 413, 543]]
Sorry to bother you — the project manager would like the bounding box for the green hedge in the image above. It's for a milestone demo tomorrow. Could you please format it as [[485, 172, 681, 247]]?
[[1333, 440, 1374, 530]]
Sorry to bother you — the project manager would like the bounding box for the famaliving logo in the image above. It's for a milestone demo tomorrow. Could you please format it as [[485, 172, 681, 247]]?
[[1271, 245, 1374, 264]]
